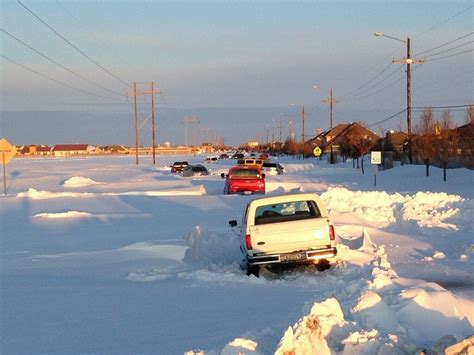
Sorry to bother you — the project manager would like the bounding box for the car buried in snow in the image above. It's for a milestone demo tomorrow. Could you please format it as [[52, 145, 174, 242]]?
[[181, 164, 210, 177], [261, 162, 284, 175], [228, 193, 337, 277], [170, 161, 189, 173], [221, 166, 265, 195]]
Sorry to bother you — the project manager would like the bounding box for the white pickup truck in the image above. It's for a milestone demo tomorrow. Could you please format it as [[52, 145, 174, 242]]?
[[229, 193, 337, 277]]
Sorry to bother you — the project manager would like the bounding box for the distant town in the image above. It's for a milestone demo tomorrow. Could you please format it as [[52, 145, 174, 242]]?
[[15, 113, 473, 172]]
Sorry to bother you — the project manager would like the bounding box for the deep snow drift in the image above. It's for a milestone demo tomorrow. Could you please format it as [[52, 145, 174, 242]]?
[[1, 155, 473, 354]]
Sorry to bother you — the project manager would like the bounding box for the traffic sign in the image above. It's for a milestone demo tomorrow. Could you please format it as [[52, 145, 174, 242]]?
[[371, 151, 382, 165], [0, 138, 16, 196], [313, 146, 322, 157], [0, 138, 17, 165]]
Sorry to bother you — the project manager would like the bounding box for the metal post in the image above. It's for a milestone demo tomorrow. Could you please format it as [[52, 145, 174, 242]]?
[[2, 153, 6, 196], [133, 82, 139, 164], [151, 81, 156, 165], [329, 89, 334, 164], [406, 37, 413, 164], [301, 106, 305, 159]]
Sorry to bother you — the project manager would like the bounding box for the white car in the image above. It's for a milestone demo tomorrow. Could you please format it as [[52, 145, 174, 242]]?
[[229, 193, 337, 277], [261, 162, 284, 175]]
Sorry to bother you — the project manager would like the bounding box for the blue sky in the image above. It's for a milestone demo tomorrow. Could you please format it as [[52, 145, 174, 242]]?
[[1, 0, 472, 146]]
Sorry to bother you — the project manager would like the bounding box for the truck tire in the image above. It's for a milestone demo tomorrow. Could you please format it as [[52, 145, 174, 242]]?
[[315, 259, 331, 271], [246, 262, 260, 277]]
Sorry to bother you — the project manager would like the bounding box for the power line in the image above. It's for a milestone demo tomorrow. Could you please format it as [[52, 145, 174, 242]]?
[[412, 104, 473, 109], [414, 32, 474, 56], [340, 67, 406, 103], [53, 0, 136, 70], [338, 6, 472, 102], [414, 5, 474, 39], [424, 40, 473, 58], [366, 108, 407, 128], [427, 48, 474, 62], [338, 62, 394, 100], [17, 0, 130, 88], [1, 54, 119, 101], [0, 28, 126, 99]]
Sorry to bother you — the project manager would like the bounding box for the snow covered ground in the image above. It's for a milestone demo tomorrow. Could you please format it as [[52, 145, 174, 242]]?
[[1, 155, 473, 354]]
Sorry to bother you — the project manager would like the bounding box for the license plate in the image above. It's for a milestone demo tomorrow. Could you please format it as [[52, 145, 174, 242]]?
[[281, 252, 306, 262], [244, 191, 252, 195]]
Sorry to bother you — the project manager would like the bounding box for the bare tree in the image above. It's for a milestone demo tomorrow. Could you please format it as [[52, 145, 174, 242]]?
[[434, 110, 457, 181], [412, 108, 436, 177], [350, 136, 374, 174]]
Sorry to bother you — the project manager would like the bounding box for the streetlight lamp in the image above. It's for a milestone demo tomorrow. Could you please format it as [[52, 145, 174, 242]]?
[[374, 32, 424, 163]]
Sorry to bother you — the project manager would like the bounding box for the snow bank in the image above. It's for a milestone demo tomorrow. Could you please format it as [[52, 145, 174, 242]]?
[[101, 185, 206, 196], [393, 282, 474, 342], [221, 338, 261, 355], [281, 163, 317, 174], [18, 188, 95, 199], [275, 316, 330, 355], [63, 176, 99, 187], [322, 187, 405, 227], [183, 225, 241, 266], [18, 185, 206, 199], [34, 211, 91, 219], [402, 191, 463, 231], [321, 187, 469, 232]]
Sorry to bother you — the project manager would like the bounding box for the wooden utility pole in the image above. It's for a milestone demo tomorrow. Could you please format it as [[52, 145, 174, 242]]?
[[277, 121, 283, 143], [133, 82, 139, 164], [151, 82, 156, 164], [375, 32, 425, 163], [392, 37, 424, 163], [129, 81, 162, 165], [288, 117, 293, 141], [323, 88, 338, 164], [182, 116, 199, 146], [301, 106, 305, 158]]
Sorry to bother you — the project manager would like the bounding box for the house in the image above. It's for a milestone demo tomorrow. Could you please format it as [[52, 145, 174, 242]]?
[[308, 123, 380, 155], [20, 145, 52, 156], [101, 145, 127, 154], [52, 144, 97, 156]]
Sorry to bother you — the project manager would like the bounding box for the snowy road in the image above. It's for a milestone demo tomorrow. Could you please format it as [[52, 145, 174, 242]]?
[[1, 155, 473, 354]]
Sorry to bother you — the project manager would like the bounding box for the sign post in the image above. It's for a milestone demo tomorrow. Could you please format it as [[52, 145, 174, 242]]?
[[313, 146, 322, 166], [370, 151, 382, 188], [0, 138, 17, 196]]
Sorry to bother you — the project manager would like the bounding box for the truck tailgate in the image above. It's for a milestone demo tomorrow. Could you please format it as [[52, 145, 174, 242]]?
[[248, 218, 331, 254]]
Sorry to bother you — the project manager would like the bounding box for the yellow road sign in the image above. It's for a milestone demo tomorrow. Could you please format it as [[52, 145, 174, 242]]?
[[313, 146, 322, 157], [0, 138, 17, 165]]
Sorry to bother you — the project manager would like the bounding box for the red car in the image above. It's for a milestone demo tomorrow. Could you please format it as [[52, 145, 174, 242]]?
[[259, 152, 269, 160], [221, 166, 265, 195]]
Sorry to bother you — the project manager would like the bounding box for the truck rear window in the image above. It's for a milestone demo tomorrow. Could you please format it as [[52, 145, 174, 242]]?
[[254, 200, 321, 225]]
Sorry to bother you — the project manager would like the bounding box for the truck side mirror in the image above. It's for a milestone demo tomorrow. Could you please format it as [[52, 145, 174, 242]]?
[[221, 173, 226, 179], [261, 173, 266, 179], [229, 220, 238, 228]]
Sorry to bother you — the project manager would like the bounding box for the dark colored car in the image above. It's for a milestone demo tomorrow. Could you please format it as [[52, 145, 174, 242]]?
[[231, 153, 245, 159], [182, 164, 210, 177], [171, 161, 189, 173], [219, 153, 229, 159], [221, 166, 265, 195]]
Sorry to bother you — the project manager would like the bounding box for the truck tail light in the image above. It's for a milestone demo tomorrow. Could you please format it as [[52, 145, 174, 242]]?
[[329, 225, 335, 241], [245, 234, 253, 250]]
